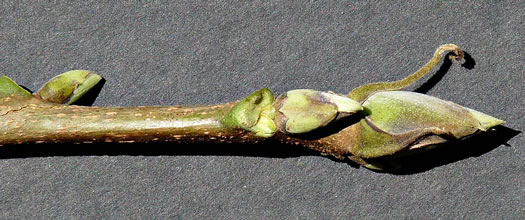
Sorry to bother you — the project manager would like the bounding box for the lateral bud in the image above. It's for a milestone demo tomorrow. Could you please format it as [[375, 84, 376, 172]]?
[[37, 70, 103, 105], [274, 89, 363, 134], [221, 88, 277, 137]]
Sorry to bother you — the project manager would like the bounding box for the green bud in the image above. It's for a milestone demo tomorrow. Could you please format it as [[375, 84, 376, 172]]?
[[247, 104, 276, 138], [0, 76, 32, 97], [275, 89, 362, 134], [222, 88, 277, 137], [37, 70, 103, 105], [350, 91, 504, 159]]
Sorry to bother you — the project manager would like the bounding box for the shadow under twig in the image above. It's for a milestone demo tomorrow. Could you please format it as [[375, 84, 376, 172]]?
[[0, 141, 318, 160]]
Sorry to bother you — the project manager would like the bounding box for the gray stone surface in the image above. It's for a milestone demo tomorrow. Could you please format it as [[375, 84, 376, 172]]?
[[0, 1, 523, 219]]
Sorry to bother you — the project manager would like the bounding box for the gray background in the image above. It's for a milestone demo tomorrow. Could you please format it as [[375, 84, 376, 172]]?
[[1, 1, 523, 219]]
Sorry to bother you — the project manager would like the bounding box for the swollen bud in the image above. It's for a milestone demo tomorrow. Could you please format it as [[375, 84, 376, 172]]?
[[349, 91, 504, 159], [222, 88, 277, 137], [37, 70, 102, 105], [274, 89, 362, 134]]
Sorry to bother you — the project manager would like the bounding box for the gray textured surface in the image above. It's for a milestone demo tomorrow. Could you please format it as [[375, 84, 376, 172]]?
[[1, 1, 524, 219]]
